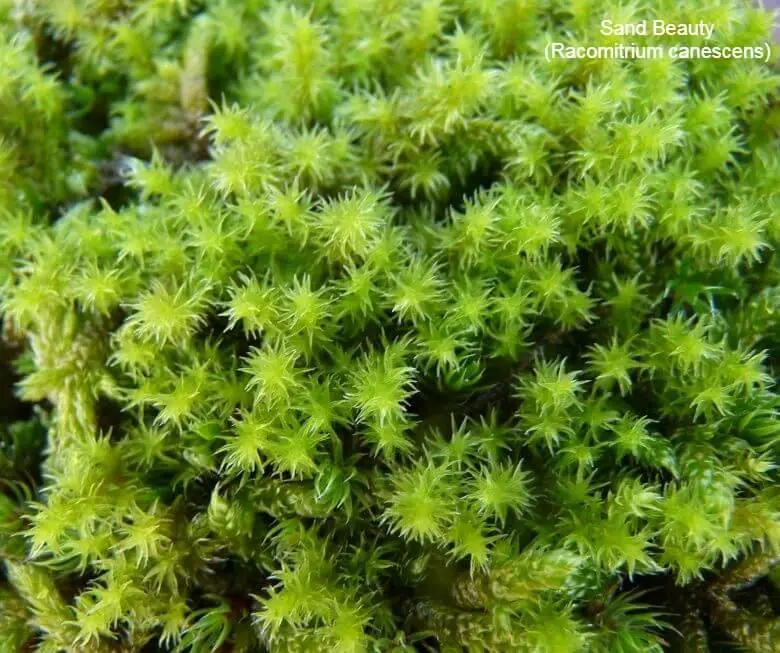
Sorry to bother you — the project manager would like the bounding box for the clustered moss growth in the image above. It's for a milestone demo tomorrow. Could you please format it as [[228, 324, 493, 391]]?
[[0, 0, 779, 651]]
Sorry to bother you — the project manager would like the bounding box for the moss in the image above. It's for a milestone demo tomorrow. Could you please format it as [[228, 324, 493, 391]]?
[[0, 0, 778, 651]]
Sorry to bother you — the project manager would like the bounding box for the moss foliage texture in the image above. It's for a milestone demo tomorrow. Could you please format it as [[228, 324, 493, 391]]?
[[0, 0, 779, 652]]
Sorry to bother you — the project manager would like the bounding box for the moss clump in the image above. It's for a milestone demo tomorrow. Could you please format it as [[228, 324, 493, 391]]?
[[0, 0, 778, 651]]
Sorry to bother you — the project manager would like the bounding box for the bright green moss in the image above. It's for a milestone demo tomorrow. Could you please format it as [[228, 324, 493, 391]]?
[[0, 0, 778, 651]]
